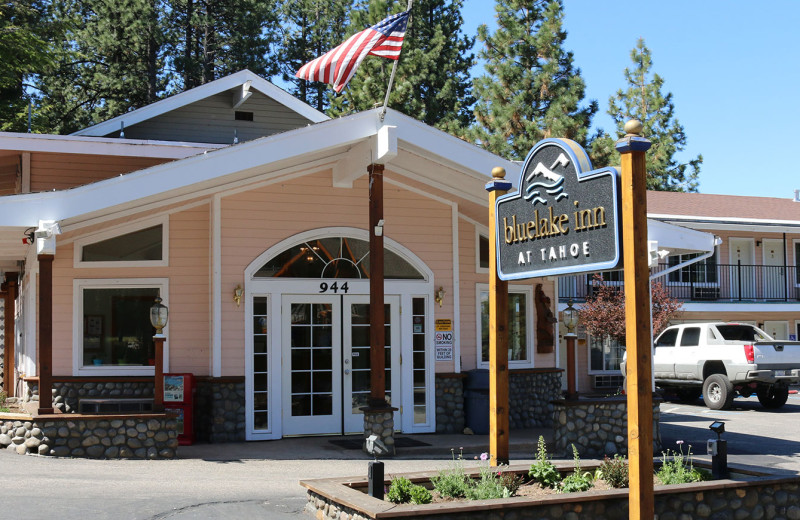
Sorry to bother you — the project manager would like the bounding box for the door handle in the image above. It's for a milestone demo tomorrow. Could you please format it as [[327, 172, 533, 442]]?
[[344, 369, 351, 375]]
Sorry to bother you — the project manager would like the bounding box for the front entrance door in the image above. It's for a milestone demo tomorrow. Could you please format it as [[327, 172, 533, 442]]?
[[729, 238, 755, 299], [762, 239, 786, 299], [281, 294, 400, 436]]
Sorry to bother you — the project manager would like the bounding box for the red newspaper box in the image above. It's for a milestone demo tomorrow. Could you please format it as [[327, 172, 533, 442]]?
[[164, 373, 194, 445]]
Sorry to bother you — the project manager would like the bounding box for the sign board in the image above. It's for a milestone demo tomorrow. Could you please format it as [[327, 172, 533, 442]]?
[[495, 138, 621, 280], [434, 319, 454, 361]]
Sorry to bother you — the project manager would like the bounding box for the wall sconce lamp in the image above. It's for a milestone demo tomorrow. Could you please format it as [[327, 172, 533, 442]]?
[[434, 286, 445, 307], [233, 284, 243, 307]]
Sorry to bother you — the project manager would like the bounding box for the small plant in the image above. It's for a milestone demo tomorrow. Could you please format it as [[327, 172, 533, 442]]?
[[529, 435, 562, 488], [657, 441, 709, 485], [597, 454, 629, 488], [0, 391, 8, 413], [559, 445, 594, 493], [386, 476, 431, 504], [430, 448, 470, 498]]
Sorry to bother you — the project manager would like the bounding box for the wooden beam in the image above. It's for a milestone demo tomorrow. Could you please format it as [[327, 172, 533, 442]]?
[[486, 167, 511, 466], [368, 163, 387, 407], [617, 121, 654, 520], [37, 255, 54, 415]]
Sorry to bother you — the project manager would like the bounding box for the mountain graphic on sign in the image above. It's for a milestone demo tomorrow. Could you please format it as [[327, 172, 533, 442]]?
[[523, 152, 570, 206]]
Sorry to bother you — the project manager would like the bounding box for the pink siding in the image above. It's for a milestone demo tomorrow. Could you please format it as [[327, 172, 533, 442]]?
[[50, 204, 211, 376], [219, 169, 454, 376]]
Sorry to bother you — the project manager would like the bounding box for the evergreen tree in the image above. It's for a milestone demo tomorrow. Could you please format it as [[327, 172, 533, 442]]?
[[589, 38, 701, 192], [470, 0, 596, 160], [278, 0, 352, 112], [165, 0, 281, 90], [0, 1, 57, 132], [33, 0, 168, 133], [326, 0, 475, 134]]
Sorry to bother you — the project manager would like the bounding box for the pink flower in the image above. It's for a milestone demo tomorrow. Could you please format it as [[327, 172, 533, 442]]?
[[480, 452, 489, 461], [676, 440, 684, 445]]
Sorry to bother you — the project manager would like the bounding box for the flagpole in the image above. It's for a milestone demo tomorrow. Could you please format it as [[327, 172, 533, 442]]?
[[379, 0, 412, 122]]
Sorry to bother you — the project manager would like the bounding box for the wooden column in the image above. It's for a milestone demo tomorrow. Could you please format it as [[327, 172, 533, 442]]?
[[565, 334, 577, 399], [617, 120, 653, 520], [37, 255, 54, 415], [368, 163, 387, 407], [2, 275, 17, 397], [153, 336, 165, 412], [486, 167, 511, 466]]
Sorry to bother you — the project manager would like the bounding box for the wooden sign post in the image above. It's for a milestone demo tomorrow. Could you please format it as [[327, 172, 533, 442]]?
[[486, 167, 512, 466], [617, 120, 654, 520]]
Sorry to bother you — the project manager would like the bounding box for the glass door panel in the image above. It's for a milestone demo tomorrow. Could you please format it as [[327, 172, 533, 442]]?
[[281, 295, 341, 435]]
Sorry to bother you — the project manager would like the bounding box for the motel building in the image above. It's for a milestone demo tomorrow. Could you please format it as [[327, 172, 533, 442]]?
[[0, 71, 714, 448]]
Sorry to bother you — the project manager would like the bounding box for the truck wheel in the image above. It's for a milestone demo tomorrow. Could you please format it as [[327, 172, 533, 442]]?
[[675, 387, 702, 403], [703, 374, 734, 410], [756, 386, 789, 409]]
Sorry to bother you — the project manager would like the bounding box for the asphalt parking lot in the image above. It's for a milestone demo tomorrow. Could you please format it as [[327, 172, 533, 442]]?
[[1, 394, 797, 520]]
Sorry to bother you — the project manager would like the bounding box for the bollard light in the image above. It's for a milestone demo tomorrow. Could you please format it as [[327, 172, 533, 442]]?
[[707, 421, 728, 479]]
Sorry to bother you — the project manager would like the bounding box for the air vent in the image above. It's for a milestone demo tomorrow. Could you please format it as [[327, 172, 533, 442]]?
[[235, 111, 254, 121]]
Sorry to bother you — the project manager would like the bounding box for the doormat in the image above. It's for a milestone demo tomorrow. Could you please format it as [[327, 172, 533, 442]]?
[[328, 437, 431, 450]]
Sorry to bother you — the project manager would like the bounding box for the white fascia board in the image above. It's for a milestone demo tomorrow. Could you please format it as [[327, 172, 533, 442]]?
[[73, 70, 328, 137], [650, 213, 800, 231], [647, 218, 716, 256], [382, 109, 519, 182], [0, 112, 381, 227], [0, 131, 224, 158]]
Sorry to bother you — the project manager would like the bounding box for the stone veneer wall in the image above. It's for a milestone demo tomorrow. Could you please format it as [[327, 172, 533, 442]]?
[[193, 377, 245, 443], [363, 409, 395, 456], [434, 374, 464, 433], [435, 370, 562, 434], [52, 381, 154, 412], [509, 370, 562, 428], [553, 397, 661, 458], [0, 414, 178, 458]]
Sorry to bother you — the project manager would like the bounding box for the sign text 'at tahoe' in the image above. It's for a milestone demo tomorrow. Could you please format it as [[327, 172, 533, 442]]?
[[494, 138, 622, 280]]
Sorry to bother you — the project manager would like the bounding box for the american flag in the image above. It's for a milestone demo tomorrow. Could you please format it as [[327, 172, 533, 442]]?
[[296, 10, 410, 93]]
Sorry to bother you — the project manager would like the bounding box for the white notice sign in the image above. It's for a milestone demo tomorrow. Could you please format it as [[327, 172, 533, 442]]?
[[435, 330, 454, 361]]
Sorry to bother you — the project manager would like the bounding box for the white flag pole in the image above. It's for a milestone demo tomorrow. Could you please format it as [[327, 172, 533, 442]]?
[[379, 0, 412, 122]]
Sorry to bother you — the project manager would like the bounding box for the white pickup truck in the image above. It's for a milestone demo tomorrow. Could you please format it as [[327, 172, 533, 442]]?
[[623, 322, 800, 410]]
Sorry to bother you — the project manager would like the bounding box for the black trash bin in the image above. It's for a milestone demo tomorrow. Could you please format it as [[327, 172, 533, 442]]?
[[464, 369, 490, 435]]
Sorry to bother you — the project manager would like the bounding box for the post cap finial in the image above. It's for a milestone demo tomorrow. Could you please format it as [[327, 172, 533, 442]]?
[[491, 166, 506, 179], [624, 120, 643, 136]]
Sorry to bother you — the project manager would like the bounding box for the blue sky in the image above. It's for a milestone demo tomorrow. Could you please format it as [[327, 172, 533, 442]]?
[[460, 1, 800, 199]]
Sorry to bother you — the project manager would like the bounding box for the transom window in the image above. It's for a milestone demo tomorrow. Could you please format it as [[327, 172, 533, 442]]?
[[74, 216, 168, 268], [254, 236, 424, 279]]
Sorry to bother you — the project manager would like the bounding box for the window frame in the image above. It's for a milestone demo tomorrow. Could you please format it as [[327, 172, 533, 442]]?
[[73, 215, 169, 268], [475, 227, 490, 274], [587, 334, 625, 375], [72, 278, 169, 376], [475, 283, 535, 369], [665, 247, 719, 286]]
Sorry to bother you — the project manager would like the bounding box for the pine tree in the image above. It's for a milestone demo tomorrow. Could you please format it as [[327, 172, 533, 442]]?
[[166, 0, 281, 90], [326, 0, 475, 134], [589, 38, 701, 192], [0, 1, 58, 132], [33, 0, 168, 133], [470, 0, 596, 160], [278, 0, 352, 112]]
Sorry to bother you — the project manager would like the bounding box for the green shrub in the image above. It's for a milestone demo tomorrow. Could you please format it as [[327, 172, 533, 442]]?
[[0, 391, 8, 413], [598, 454, 629, 488], [430, 448, 470, 498], [657, 441, 708, 485], [529, 436, 562, 488], [559, 445, 594, 493], [386, 476, 431, 504]]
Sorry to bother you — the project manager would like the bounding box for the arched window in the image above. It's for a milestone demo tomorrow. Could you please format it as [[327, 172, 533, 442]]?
[[254, 236, 424, 279]]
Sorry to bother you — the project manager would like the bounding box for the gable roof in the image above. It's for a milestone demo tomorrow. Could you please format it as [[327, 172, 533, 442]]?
[[648, 191, 800, 227], [71, 70, 329, 138]]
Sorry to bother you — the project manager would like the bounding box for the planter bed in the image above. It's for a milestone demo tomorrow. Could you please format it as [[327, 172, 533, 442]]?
[[302, 461, 800, 520]]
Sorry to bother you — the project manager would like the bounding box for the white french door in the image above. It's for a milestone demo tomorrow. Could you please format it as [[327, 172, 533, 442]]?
[[342, 295, 400, 433], [280, 294, 400, 436]]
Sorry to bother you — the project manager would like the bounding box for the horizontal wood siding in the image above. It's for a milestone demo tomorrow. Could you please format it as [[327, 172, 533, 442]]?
[[30, 153, 168, 192], [0, 154, 18, 195], [121, 91, 313, 144], [220, 170, 454, 376], [49, 204, 211, 376]]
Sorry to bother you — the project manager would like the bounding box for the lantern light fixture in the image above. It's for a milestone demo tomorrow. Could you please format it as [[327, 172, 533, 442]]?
[[434, 286, 446, 307], [563, 299, 578, 335], [149, 296, 169, 335], [233, 284, 243, 307]]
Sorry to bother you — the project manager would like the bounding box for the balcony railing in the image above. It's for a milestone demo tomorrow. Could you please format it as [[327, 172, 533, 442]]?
[[559, 262, 800, 303]]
